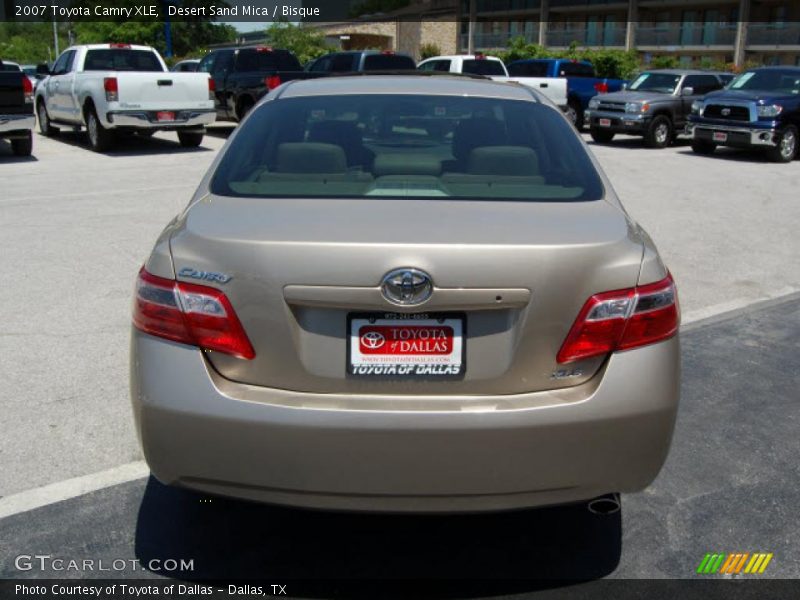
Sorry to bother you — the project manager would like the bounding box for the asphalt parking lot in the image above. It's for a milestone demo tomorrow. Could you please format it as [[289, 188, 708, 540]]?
[[1, 127, 799, 588]]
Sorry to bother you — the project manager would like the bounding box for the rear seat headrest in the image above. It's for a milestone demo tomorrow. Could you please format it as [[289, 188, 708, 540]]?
[[276, 142, 347, 174], [468, 146, 540, 176]]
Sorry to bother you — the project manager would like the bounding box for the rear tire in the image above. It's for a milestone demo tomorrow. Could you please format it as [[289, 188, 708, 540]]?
[[691, 140, 716, 155], [177, 131, 203, 147], [644, 115, 672, 149], [11, 131, 33, 156], [85, 107, 114, 152], [37, 100, 59, 136], [567, 100, 584, 130], [766, 125, 798, 163], [590, 128, 615, 144], [236, 97, 254, 122]]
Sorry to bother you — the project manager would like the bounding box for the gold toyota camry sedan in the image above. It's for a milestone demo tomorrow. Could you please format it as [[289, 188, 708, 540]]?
[[130, 75, 680, 512]]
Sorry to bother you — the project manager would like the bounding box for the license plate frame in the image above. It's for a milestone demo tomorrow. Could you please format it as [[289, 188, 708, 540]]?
[[156, 111, 176, 122], [347, 312, 466, 379], [599, 118, 612, 127], [712, 131, 728, 142]]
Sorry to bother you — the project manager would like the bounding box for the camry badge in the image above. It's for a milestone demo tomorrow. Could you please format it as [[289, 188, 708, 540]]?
[[178, 267, 232, 284], [381, 268, 433, 306]]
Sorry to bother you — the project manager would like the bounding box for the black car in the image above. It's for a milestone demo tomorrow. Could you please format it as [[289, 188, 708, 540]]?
[[306, 51, 416, 73]]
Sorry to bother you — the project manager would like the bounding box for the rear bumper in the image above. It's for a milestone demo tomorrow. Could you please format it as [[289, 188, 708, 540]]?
[[687, 121, 779, 148], [130, 330, 680, 513], [0, 114, 35, 136], [105, 109, 215, 130]]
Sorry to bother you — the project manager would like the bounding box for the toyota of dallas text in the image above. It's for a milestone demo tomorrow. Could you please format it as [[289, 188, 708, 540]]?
[[130, 75, 680, 513]]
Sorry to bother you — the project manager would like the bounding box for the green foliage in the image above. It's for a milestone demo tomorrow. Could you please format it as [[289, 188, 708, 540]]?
[[648, 55, 680, 69], [419, 42, 441, 60], [264, 22, 331, 66], [0, 23, 70, 64], [497, 37, 640, 80]]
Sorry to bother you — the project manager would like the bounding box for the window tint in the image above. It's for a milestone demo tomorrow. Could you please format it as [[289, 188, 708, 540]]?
[[211, 94, 603, 202], [197, 54, 215, 73], [235, 49, 301, 72], [629, 72, 681, 93], [559, 63, 594, 77], [213, 51, 234, 75], [462, 59, 506, 76], [683, 75, 722, 94], [328, 54, 355, 72], [418, 60, 451, 72], [729, 69, 800, 94], [83, 49, 163, 72], [508, 61, 548, 77], [363, 54, 416, 71], [51, 51, 71, 75], [2, 62, 21, 72]]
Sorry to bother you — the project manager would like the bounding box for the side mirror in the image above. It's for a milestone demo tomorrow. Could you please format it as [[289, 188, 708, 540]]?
[[680, 86, 694, 96], [621, 82, 628, 90], [36, 63, 51, 76]]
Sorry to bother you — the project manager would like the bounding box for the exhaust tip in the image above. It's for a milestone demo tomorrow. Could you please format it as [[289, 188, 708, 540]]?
[[587, 493, 620, 516]]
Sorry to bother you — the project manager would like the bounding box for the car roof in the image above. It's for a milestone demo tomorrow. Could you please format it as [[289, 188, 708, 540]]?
[[278, 75, 538, 101], [422, 55, 503, 61], [642, 69, 728, 76]]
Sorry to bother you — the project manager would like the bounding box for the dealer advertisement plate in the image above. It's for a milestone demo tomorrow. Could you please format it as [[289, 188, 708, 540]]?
[[599, 118, 612, 127], [348, 313, 465, 378], [713, 131, 728, 142]]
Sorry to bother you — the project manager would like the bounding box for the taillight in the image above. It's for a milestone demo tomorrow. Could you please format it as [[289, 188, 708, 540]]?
[[22, 75, 33, 104], [594, 82, 609, 94], [557, 273, 679, 364], [133, 267, 255, 360], [208, 77, 215, 100], [104, 77, 118, 102], [109, 43, 132, 49], [265, 75, 281, 90]]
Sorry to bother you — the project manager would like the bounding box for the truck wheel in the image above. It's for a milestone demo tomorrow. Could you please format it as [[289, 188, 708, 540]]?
[[691, 140, 716, 155], [590, 128, 615, 144], [37, 100, 59, 136], [11, 131, 33, 157], [236, 98, 254, 122], [178, 131, 204, 147], [767, 125, 798, 163], [567, 100, 584, 130], [644, 115, 672, 149], [86, 108, 114, 152]]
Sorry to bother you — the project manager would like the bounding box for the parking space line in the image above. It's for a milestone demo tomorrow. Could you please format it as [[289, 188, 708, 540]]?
[[2, 288, 798, 521], [0, 461, 148, 520]]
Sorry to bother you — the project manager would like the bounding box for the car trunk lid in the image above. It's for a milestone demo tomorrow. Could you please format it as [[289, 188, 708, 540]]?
[[168, 195, 644, 395]]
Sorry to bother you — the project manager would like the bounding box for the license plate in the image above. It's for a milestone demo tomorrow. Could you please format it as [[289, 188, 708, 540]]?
[[599, 118, 612, 127], [156, 111, 175, 122], [713, 131, 728, 142], [348, 313, 465, 378]]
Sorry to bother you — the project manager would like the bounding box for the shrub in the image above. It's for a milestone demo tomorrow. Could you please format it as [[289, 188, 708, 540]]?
[[419, 42, 441, 60]]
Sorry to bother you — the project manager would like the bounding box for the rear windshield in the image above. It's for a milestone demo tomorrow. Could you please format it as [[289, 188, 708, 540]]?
[[508, 61, 548, 77], [362, 54, 416, 71], [2, 63, 21, 72], [211, 94, 603, 202], [236, 49, 302, 72], [462, 59, 506, 76], [83, 49, 163, 72]]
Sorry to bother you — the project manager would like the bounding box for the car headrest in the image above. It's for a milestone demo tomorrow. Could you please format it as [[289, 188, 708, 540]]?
[[451, 118, 507, 163], [467, 146, 540, 176], [275, 143, 347, 174]]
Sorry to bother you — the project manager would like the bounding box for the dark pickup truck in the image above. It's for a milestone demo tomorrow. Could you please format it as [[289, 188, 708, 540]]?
[[506, 58, 625, 129], [688, 66, 800, 163], [0, 58, 35, 156], [198, 46, 318, 122], [305, 50, 416, 73]]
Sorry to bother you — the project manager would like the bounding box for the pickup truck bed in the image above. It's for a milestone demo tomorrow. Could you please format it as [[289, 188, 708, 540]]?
[[0, 59, 34, 156]]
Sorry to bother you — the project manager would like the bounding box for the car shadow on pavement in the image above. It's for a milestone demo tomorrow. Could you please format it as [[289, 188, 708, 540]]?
[[37, 130, 212, 157], [585, 135, 692, 150], [674, 147, 776, 163], [0, 141, 39, 162], [134, 477, 621, 595]]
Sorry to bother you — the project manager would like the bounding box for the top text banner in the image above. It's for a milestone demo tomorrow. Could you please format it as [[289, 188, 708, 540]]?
[[3, 0, 462, 22]]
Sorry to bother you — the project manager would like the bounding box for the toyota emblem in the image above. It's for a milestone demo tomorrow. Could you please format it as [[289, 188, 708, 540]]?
[[361, 331, 386, 349], [381, 268, 433, 306], [721, 107, 731, 116]]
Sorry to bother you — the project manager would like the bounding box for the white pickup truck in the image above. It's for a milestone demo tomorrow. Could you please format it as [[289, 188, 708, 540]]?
[[418, 54, 568, 109], [34, 44, 215, 151]]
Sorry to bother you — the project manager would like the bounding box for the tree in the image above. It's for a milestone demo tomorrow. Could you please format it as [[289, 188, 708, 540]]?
[[264, 22, 331, 66]]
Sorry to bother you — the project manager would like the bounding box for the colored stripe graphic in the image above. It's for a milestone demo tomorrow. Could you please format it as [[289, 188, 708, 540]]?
[[697, 552, 773, 575]]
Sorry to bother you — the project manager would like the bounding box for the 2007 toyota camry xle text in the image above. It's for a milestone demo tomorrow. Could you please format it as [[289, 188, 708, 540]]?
[[130, 75, 680, 512]]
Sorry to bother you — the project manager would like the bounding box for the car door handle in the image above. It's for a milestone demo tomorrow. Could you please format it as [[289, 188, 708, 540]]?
[[539, 83, 548, 88], [157, 79, 173, 86]]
